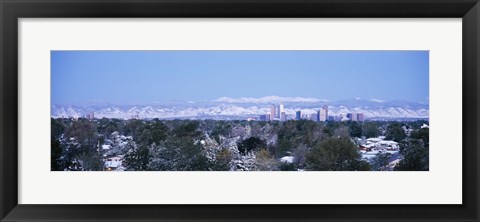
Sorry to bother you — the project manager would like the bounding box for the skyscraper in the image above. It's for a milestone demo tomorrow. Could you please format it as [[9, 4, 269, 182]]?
[[351, 113, 358, 121], [276, 105, 280, 118], [270, 105, 276, 121], [323, 105, 328, 120], [296, 111, 301, 120], [279, 103, 284, 117], [319, 105, 328, 122], [346, 113, 363, 122], [357, 113, 365, 122]]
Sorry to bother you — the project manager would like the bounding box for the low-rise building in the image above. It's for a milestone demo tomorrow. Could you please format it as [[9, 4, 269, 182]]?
[[105, 155, 124, 171]]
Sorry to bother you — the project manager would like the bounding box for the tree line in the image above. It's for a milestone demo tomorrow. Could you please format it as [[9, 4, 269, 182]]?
[[51, 118, 429, 171]]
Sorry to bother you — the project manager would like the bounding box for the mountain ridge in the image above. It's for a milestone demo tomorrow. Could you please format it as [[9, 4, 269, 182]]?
[[51, 97, 429, 120]]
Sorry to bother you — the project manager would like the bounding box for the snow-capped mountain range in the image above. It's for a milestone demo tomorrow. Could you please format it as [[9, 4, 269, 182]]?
[[214, 96, 328, 103], [51, 96, 429, 120]]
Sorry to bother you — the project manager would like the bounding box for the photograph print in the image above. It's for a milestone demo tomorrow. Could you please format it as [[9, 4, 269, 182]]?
[[51, 50, 429, 171]]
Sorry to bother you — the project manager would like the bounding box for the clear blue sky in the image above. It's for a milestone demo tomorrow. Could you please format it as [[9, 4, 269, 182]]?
[[51, 50, 429, 104]]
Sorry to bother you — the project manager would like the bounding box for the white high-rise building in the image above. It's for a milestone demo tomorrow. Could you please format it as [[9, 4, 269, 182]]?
[[270, 105, 276, 121], [319, 105, 328, 121], [276, 104, 284, 118], [357, 113, 365, 122], [323, 105, 328, 119]]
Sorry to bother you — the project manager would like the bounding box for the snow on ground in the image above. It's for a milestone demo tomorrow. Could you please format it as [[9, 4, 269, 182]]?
[[280, 156, 294, 164]]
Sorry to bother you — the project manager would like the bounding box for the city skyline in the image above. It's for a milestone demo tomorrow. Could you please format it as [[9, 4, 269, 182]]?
[[258, 102, 363, 122], [58, 98, 397, 122], [51, 50, 429, 105]]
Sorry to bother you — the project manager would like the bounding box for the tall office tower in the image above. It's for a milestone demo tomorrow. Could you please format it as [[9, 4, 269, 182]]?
[[280, 112, 287, 121], [322, 105, 328, 119], [319, 105, 328, 122], [270, 105, 276, 121], [275, 104, 285, 118], [316, 111, 321, 122], [318, 109, 325, 121], [351, 113, 358, 121], [276, 105, 279, 118], [296, 111, 301, 120], [357, 113, 365, 122]]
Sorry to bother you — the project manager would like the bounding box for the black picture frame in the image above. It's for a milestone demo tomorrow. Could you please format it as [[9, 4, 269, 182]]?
[[1, 0, 479, 221]]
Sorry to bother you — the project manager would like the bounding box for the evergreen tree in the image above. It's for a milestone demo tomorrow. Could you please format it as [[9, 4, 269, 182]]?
[[211, 148, 233, 171], [306, 137, 369, 171], [237, 137, 266, 155], [386, 122, 406, 142], [370, 153, 392, 171], [51, 118, 66, 140], [149, 137, 210, 171], [65, 119, 97, 146], [362, 122, 380, 138], [410, 128, 429, 147], [124, 145, 151, 171], [51, 139, 64, 171], [333, 126, 350, 138], [124, 119, 146, 143], [348, 121, 362, 138], [173, 121, 201, 138], [395, 139, 429, 171]]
